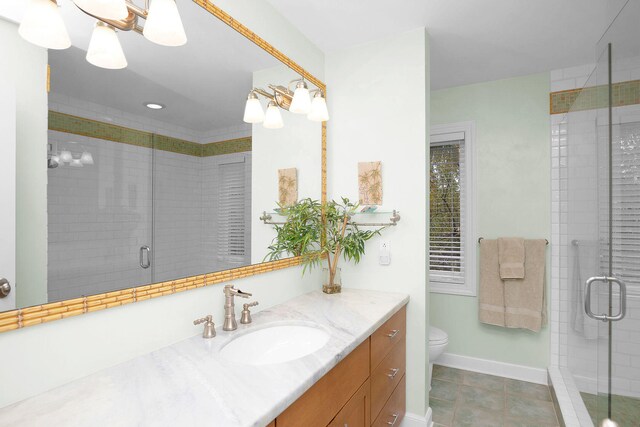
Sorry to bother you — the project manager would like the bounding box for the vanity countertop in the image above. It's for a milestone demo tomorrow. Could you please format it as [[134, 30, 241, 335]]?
[[0, 289, 409, 427]]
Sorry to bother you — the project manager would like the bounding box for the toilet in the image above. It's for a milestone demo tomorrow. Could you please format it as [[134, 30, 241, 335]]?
[[428, 326, 449, 388]]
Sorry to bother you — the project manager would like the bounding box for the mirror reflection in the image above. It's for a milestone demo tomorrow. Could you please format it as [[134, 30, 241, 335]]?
[[0, 0, 322, 312]]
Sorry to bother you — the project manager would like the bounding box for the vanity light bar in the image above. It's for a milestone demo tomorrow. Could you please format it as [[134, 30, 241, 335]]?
[[19, 0, 187, 70], [243, 78, 330, 128]]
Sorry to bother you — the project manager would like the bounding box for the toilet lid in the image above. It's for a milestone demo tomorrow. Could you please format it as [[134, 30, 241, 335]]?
[[429, 326, 448, 345]]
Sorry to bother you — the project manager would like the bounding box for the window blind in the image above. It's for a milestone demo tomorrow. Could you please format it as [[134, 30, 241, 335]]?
[[600, 123, 640, 293], [217, 160, 247, 269], [430, 134, 466, 284]]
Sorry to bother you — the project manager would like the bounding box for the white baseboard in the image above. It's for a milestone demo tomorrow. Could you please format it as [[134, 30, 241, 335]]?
[[436, 352, 548, 385], [401, 408, 432, 427]]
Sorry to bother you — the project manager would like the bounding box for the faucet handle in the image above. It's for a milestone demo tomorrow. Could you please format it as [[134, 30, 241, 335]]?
[[240, 301, 259, 324], [193, 315, 216, 339]]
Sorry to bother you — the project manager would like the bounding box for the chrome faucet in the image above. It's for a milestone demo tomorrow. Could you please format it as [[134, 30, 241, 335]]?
[[223, 284, 252, 331]]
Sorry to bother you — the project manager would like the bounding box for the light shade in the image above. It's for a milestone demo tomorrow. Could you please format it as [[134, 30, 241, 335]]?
[[80, 152, 94, 165], [19, 0, 71, 50], [263, 101, 283, 129], [86, 22, 128, 69], [143, 0, 187, 47], [70, 158, 84, 167], [308, 92, 329, 122], [243, 94, 264, 124], [73, 0, 129, 20], [59, 150, 72, 163], [289, 80, 311, 114]]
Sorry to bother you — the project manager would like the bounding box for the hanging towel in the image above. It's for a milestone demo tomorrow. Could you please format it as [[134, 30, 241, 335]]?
[[479, 239, 547, 332], [504, 239, 547, 332], [571, 240, 599, 340], [478, 239, 506, 327], [498, 237, 525, 279]]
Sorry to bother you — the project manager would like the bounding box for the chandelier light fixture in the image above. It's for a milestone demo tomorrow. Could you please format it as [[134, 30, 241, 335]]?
[[18, 0, 187, 70], [244, 78, 329, 129]]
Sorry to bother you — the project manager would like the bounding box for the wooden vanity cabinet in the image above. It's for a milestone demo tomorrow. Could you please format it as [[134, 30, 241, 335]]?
[[273, 305, 407, 427]]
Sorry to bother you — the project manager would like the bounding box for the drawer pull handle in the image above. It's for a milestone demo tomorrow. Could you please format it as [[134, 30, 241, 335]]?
[[387, 329, 399, 338], [387, 368, 400, 379], [387, 413, 399, 426]]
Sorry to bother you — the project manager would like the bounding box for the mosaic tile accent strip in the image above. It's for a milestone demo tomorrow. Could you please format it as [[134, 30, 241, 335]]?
[[202, 137, 252, 157], [49, 111, 251, 157], [550, 79, 640, 114]]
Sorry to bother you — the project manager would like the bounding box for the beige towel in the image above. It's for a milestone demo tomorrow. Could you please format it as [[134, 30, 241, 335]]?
[[479, 239, 547, 332], [504, 240, 547, 332], [498, 237, 525, 279], [478, 239, 506, 327]]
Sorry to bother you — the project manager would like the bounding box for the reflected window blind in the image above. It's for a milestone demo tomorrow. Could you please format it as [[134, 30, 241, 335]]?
[[430, 133, 465, 284], [217, 161, 247, 268], [602, 123, 640, 293]]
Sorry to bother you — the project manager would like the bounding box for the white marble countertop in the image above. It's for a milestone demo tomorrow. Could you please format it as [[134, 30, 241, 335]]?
[[0, 289, 409, 427]]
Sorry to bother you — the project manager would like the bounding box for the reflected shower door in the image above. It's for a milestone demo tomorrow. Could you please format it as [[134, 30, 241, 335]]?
[[47, 129, 153, 301]]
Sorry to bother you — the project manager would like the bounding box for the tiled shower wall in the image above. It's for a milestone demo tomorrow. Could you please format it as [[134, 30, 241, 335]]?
[[550, 63, 640, 400], [47, 94, 251, 301]]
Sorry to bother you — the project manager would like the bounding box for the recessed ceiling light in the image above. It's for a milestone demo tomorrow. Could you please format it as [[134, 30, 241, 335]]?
[[144, 102, 165, 110]]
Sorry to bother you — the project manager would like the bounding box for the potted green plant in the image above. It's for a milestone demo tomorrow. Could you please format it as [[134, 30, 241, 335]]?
[[266, 197, 381, 294]]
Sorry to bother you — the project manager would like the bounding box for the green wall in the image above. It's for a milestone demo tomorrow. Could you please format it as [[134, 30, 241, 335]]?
[[430, 73, 551, 368]]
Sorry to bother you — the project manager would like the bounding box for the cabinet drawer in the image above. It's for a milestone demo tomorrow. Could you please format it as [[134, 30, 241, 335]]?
[[328, 379, 370, 427], [370, 335, 406, 420], [372, 375, 406, 427], [276, 339, 370, 427], [370, 306, 406, 370]]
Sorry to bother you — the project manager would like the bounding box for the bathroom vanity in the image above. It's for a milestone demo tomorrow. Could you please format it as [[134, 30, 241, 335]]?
[[0, 289, 408, 427]]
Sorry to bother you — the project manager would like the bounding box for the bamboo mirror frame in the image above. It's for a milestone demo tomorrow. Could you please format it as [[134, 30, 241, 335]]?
[[0, 0, 327, 333]]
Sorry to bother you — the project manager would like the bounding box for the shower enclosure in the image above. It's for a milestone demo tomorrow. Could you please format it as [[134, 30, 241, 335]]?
[[556, 1, 640, 425]]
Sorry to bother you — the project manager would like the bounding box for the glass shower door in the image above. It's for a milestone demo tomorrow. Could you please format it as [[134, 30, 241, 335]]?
[[47, 127, 154, 301], [569, 2, 640, 423]]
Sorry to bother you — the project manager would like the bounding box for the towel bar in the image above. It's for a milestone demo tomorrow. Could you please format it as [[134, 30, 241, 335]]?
[[477, 237, 549, 245]]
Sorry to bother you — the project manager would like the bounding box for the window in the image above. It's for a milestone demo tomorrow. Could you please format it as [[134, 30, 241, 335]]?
[[601, 121, 640, 295], [217, 158, 250, 270], [430, 122, 476, 295]]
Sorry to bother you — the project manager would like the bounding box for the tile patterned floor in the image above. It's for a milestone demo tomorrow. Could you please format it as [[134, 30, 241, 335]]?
[[580, 392, 640, 427], [431, 365, 561, 427]]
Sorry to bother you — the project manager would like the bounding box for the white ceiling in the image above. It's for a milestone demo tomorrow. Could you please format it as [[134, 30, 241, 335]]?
[[267, 0, 630, 90], [2, 0, 278, 132]]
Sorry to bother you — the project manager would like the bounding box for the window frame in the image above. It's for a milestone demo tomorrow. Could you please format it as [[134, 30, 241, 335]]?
[[429, 121, 477, 296]]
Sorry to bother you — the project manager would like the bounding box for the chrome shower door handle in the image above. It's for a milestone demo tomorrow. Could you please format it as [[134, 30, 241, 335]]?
[[0, 278, 10, 298], [584, 276, 627, 322], [139, 246, 151, 269]]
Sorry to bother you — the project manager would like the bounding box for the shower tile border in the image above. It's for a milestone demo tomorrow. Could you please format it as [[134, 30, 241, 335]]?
[[48, 111, 252, 157], [550, 79, 640, 115]]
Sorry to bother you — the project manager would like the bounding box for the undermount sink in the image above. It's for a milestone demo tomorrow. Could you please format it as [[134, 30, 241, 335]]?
[[220, 323, 330, 365]]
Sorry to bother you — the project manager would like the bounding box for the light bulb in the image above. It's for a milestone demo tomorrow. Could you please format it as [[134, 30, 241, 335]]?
[[70, 158, 84, 167], [19, 0, 71, 50], [263, 101, 283, 129], [73, 0, 128, 20], [289, 80, 311, 114], [243, 92, 264, 124], [80, 152, 94, 165], [59, 150, 72, 163], [86, 22, 127, 69], [143, 0, 187, 47], [308, 92, 329, 122]]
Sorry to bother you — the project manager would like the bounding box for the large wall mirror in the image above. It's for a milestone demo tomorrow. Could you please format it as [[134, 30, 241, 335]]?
[[0, 0, 325, 329]]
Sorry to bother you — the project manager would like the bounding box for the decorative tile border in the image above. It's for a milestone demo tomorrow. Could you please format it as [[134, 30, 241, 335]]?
[[202, 137, 252, 157], [49, 111, 251, 157], [0, 1, 327, 334], [550, 79, 640, 114]]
